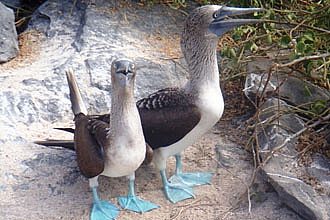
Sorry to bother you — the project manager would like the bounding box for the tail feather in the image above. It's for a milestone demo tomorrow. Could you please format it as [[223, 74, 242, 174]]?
[[66, 69, 88, 115], [54, 127, 75, 133], [34, 140, 75, 151]]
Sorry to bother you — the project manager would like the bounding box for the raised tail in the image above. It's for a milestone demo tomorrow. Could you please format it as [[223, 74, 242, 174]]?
[[34, 139, 75, 150], [54, 127, 75, 133], [66, 69, 88, 115]]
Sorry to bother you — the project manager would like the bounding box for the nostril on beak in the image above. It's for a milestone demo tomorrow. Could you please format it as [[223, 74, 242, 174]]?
[[123, 70, 129, 76]]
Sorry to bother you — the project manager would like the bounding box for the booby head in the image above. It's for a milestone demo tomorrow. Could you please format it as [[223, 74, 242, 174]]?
[[209, 6, 264, 36], [183, 5, 264, 40], [111, 58, 136, 89]]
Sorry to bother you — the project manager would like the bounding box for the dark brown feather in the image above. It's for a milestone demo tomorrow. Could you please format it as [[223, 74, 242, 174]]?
[[74, 113, 104, 178], [138, 88, 201, 149], [88, 118, 109, 148]]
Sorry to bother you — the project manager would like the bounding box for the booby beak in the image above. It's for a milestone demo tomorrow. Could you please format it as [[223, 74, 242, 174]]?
[[209, 6, 265, 36]]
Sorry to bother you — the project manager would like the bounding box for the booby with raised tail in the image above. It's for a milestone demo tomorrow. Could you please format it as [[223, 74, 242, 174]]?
[[66, 59, 158, 220], [36, 5, 264, 204]]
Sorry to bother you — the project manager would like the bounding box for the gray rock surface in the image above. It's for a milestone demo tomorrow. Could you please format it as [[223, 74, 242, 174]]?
[[307, 153, 330, 195], [257, 100, 330, 219], [244, 57, 330, 106], [246, 58, 330, 220], [0, 2, 19, 63], [0, 1, 21, 8], [0, 0, 188, 143]]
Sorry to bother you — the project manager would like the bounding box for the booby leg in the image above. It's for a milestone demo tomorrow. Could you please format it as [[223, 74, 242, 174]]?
[[169, 154, 213, 187], [89, 177, 119, 220], [117, 174, 159, 213], [160, 169, 195, 203]]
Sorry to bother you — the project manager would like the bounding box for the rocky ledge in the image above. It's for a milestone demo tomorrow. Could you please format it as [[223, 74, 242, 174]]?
[[245, 56, 330, 220]]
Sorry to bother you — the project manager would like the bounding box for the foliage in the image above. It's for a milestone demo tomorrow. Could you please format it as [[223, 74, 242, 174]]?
[[214, 0, 330, 89]]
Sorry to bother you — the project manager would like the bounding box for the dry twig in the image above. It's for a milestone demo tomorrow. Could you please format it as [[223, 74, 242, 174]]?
[[275, 53, 330, 68]]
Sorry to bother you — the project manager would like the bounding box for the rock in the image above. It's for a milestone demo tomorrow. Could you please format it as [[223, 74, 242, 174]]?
[[0, 2, 19, 63], [247, 92, 330, 219], [307, 153, 330, 195], [259, 129, 330, 219], [264, 168, 329, 220], [0, 0, 189, 143], [244, 57, 330, 106], [0, 1, 21, 8], [244, 73, 277, 102]]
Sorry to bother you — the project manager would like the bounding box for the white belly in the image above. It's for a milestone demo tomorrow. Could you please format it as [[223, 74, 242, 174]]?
[[153, 87, 224, 170], [101, 137, 146, 178]]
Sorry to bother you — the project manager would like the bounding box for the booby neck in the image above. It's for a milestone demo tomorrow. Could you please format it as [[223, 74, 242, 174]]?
[[109, 83, 142, 142], [181, 11, 220, 95], [183, 40, 220, 94], [107, 59, 144, 150], [110, 81, 136, 122]]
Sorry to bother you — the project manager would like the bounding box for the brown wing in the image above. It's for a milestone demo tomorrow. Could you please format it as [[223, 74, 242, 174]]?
[[74, 113, 105, 178], [88, 118, 109, 148], [137, 88, 201, 149]]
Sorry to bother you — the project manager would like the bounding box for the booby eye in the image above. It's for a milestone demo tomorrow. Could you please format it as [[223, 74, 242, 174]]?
[[130, 64, 135, 69], [213, 12, 219, 19]]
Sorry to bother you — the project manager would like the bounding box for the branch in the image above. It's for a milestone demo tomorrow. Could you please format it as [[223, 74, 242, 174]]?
[[263, 19, 330, 34], [275, 53, 330, 68]]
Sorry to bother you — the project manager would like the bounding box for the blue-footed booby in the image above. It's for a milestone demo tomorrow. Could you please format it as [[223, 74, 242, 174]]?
[[35, 5, 264, 203], [67, 59, 158, 220]]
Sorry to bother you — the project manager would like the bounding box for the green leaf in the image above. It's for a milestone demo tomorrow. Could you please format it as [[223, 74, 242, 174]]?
[[305, 60, 315, 74], [229, 48, 237, 58], [287, 13, 296, 21], [266, 34, 272, 44], [303, 32, 314, 43], [304, 44, 314, 55], [303, 85, 312, 97], [265, 9, 275, 20], [296, 41, 306, 54], [310, 100, 327, 114], [250, 43, 258, 52], [221, 47, 229, 58], [280, 35, 291, 47]]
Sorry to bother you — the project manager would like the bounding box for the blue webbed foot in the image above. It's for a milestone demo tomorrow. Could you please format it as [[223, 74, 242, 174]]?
[[90, 186, 119, 220], [118, 195, 159, 213], [160, 169, 194, 203], [119, 174, 159, 213], [90, 200, 119, 220], [169, 172, 213, 187], [163, 181, 195, 203]]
